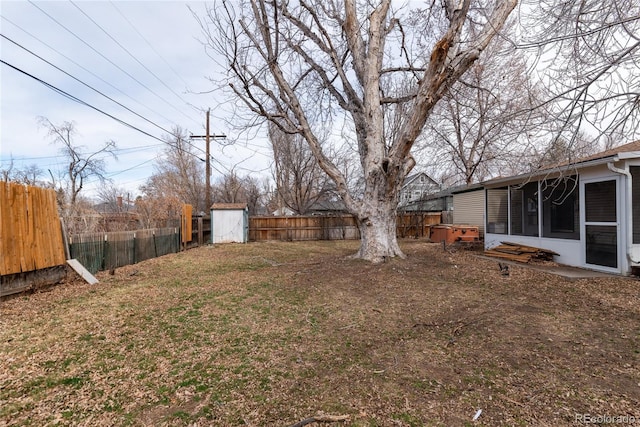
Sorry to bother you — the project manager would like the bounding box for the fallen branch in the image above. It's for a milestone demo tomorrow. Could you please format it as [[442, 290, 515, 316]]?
[[288, 414, 350, 427], [339, 323, 357, 330], [452, 319, 479, 336]]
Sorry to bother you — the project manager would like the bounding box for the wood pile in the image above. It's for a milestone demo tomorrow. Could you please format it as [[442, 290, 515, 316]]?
[[484, 241, 559, 263]]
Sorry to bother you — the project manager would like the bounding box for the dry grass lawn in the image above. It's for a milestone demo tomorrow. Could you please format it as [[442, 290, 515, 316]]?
[[1, 240, 639, 426]]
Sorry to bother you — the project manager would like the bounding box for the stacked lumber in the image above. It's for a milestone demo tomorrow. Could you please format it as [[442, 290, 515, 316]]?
[[484, 241, 559, 263]]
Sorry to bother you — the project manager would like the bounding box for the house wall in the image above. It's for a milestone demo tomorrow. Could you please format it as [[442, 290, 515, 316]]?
[[211, 209, 247, 243], [453, 190, 485, 236], [484, 162, 633, 275], [628, 160, 640, 267], [399, 174, 440, 206], [484, 233, 583, 267]]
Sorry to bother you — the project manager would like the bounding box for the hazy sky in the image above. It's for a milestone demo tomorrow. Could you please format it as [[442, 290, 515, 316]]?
[[0, 0, 272, 197]]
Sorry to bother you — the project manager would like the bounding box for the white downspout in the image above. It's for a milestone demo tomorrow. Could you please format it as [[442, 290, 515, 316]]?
[[606, 162, 640, 265]]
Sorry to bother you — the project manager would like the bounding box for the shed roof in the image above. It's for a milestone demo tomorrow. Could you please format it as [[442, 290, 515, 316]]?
[[211, 203, 248, 210]]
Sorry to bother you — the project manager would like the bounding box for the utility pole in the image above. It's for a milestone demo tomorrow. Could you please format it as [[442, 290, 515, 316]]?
[[205, 109, 211, 212], [190, 109, 226, 214]]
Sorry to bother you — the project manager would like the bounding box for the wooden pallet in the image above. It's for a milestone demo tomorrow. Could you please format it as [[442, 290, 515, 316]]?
[[484, 242, 558, 263]]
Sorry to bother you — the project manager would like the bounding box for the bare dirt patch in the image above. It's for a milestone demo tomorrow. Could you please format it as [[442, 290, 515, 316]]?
[[1, 240, 638, 426]]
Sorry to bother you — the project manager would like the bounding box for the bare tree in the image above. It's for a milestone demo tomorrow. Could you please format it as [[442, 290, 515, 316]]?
[[527, 132, 601, 171], [142, 127, 207, 213], [212, 170, 265, 215], [424, 32, 545, 185], [522, 0, 640, 146], [269, 123, 333, 214], [197, 0, 517, 262], [134, 192, 182, 229], [39, 117, 117, 207], [16, 164, 45, 186], [96, 183, 132, 213], [1, 161, 49, 187], [1, 158, 15, 182]]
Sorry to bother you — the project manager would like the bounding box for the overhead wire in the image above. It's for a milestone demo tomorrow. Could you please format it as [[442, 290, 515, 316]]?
[[0, 56, 260, 180], [0, 14, 180, 128], [80, 156, 159, 188], [2, 3, 269, 182], [108, 0, 191, 90], [1, 32, 213, 170], [0, 33, 177, 136], [1, 58, 169, 143], [27, 0, 200, 129], [69, 0, 201, 126], [0, 143, 165, 165], [105, 156, 159, 179]]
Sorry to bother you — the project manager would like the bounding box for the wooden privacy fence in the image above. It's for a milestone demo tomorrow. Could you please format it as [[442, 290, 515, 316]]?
[[69, 228, 180, 274], [0, 182, 66, 276], [396, 212, 442, 237], [249, 212, 441, 242]]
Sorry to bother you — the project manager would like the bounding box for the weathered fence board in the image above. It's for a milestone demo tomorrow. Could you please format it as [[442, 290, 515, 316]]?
[[249, 212, 441, 242], [0, 182, 66, 276]]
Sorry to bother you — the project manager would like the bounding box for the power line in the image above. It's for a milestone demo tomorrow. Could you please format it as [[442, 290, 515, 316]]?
[[0, 143, 165, 164], [1, 58, 168, 144], [0, 33, 176, 136], [0, 14, 179, 128], [69, 0, 201, 126], [109, 0, 191, 90], [2, 17, 216, 168], [105, 156, 158, 178], [27, 1, 198, 128], [81, 157, 158, 188]]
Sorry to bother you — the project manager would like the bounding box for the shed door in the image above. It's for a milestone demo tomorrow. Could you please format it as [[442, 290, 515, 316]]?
[[584, 179, 618, 269]]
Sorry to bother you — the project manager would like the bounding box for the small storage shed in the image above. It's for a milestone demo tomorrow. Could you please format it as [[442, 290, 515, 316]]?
[[210, 203, 249, 244]]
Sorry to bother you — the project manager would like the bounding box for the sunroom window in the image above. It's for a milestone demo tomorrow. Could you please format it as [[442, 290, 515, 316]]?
[[542, 176, 579, 240], [510, 181, 539, 236], [486, 187, 508, 234]]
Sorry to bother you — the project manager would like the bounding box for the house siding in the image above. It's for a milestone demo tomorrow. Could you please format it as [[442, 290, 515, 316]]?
[[453, 190, 485, 236], [481, 141, 640, 275], [398, 173, 440, 207], [483, 163, 634, 274]]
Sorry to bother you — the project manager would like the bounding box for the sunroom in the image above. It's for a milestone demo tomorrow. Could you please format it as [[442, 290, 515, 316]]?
[[483, 141, 640, 275]]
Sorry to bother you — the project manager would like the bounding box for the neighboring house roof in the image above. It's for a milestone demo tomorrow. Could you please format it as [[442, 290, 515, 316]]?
[[484, 140, 640, 187], [405, 183, 484, 203], [402, 172, 438, 188], [418, 186, 456, 201], [272, 207, 296, 216], [211, 203, 248, 210], [450, 183, 485, 194], [308, 198, 347, 213]]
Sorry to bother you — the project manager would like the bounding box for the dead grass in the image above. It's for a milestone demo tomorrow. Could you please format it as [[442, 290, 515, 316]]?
[[1, 240, 639, 426]]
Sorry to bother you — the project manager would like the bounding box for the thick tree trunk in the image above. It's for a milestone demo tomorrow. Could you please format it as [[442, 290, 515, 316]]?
[[352, 204, 404, 263]]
